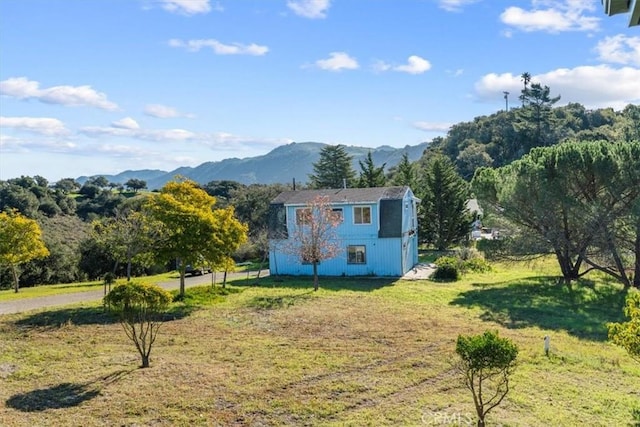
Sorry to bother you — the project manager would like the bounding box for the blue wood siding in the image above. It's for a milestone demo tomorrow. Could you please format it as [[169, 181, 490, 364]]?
[[269, 187, 419, 277]]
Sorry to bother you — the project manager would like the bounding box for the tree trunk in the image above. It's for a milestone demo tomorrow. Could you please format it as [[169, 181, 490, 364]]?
[[634, 220, 640, 289], [179, 271, 185, 297], [223, 270, 227, 289], [126, 247, 132, 282], [257, 251, 268, 279], [141, 354, 150, 368], [11, 265, 19, 293], [313, 262, 319, 291]]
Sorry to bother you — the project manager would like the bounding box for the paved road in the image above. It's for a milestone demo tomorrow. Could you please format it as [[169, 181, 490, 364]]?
[[0, 270, 268, 315]]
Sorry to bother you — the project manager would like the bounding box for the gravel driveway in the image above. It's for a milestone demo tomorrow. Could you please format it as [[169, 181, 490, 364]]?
[[0, 270, 268, 315]]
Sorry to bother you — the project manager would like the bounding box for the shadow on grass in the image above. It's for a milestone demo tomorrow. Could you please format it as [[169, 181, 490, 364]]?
[[14, 306, 118, 329], [6, 369, 132, 412], [14, 304, 196, 330], [234, 275, 398, 292], [450, 276, 628, 341]]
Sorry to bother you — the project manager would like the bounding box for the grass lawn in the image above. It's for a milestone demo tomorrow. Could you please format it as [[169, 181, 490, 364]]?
[[0, 260, 638, 426]]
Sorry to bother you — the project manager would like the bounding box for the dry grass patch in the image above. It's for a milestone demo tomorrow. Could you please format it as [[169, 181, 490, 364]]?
[[0, 267, 639, 426]]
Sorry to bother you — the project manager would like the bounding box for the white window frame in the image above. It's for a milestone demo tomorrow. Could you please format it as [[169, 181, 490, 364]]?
[[353, 206, 372, 225]]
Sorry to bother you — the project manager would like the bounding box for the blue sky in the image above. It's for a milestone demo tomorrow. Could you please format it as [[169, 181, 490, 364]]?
[[1, 0, 639, 182]]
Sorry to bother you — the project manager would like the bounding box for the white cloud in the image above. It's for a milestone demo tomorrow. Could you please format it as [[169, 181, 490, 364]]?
[[412, 121, 453, 132], [314, 52, 359, 71], [111, 117, 140, 130], [81, 126, 198, 142], [160, 0, 212, 15], [0, 116, 69, 136], [0, 134, 77, 153], [393, 55, 432, 74], [474, 65, 640, 109], [144, 104, 186, 118], [0, 77, 118, 111], [500, 0, 600, 33], [287, 0, 330, 19], [372, 60, 392, 73], [438, 0, 480, 12], [80, 122, 292, 152], [168, 38, 269, 55], [595, 35, 640, 67]]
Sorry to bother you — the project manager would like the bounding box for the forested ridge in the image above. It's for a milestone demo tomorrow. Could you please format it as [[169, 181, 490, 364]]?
[[1, 95, 638, 289]]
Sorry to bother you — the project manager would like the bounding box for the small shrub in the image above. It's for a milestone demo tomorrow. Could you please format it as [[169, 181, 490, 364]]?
[[433, 257, 461, 281], [456, 330, 518, 427], [464, 257, 492, 273]]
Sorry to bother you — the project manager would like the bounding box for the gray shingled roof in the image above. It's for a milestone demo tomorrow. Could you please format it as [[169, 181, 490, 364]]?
[[271, 186, 410, 205]]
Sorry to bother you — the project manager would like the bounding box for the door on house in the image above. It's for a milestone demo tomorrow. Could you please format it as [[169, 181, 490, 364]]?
[[401, 235, 410, 274]]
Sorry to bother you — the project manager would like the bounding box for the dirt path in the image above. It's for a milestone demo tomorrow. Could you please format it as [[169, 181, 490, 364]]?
[[0, 270, 268, 315]]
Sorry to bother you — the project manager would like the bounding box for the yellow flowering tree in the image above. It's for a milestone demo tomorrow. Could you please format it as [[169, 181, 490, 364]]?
[[0, 210, 49, 292]]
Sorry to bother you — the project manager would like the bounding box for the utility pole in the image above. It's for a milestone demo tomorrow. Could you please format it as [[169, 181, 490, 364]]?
[[503, 91, 509, 112]]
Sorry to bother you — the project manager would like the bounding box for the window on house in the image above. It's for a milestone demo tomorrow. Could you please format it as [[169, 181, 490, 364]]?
[[347, 245, 366, 264], [295, 208, 311, 225], [332, 208, 343, 222], [353, 206, 371, 224]]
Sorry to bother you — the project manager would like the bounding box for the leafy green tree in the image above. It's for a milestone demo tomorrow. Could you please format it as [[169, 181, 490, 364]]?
[[203, 180, 245, 207], [88, 176, 110, 188], [390, 152, 417, 189], [125, 178, 147, 193], [230, 183, 289, 234], [418, 154, 472, 250], [92, 209, 162, 281], [309, 144, 356, 189], [0, 182, 40, 217], [456, 142, 493, 181], [620, 104, 640, 142], [54, 178, 80, 194], [473, 141, 640, 286], [145, 179, 248, 297], [456, 330, 518, 427], [104, 282, 172, 368], [357, 151, 386, 188], [0, 210, 50, 292], [608, 293, 640, 363], [516, 82, 561, 149]]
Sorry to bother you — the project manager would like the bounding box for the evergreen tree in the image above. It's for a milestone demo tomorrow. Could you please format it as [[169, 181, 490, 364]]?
[[419, 154, 472, 250], [516, 82, 561, 149], [357, 151, 386, 188], [308, 145, 357, 189], [390, 152, 417, 189]]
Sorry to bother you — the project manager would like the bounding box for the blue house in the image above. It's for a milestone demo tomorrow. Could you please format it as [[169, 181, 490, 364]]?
[[268, 186, 420, 277]]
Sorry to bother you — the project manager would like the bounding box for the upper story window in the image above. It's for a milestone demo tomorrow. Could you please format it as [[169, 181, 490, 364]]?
[[295, 208, 311, 225], [353, 206, 371, 224], [332, 208, 344, 222]]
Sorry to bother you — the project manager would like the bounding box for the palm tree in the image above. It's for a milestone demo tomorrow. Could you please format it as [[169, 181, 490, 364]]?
[[520, 72, 531, 107]]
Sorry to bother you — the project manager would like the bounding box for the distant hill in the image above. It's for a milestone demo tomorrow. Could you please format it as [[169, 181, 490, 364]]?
[[78, 141, 429, 190]]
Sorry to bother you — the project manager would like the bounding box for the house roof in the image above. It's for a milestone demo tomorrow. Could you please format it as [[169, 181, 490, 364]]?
[[271, 186, 412, 205]]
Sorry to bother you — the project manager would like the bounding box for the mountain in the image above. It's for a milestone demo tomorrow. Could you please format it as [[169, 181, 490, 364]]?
[[79, 142, 429, 190], [77, 169, 168, 186]]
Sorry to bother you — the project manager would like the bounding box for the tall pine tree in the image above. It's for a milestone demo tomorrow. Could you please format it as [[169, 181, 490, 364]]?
[[357, 151, 386, 188], [390, 152, 417, 190], [419, 154, 472, 250], [309, 145, 357, 189]]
